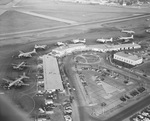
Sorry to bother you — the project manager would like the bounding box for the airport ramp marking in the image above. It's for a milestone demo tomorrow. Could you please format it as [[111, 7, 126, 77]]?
[[15, 10, 78, 25]]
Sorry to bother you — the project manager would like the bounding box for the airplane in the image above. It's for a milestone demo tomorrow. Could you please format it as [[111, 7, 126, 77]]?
[[34, 44, 47, 50], [118, 35, 134, 40], [72, 39, 86, 44], [96, 38, 113, 43], [12, 61, 28, 70], [2, 73, 30, 89], [18, 49, 37, 58], [121, 30, 135, 34], [56, 42, 67, 46]]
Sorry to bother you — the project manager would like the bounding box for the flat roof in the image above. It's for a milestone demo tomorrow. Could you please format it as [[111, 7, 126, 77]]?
[[54, 43, 86, 51], [43, 55, 64, 90], [88, 43, 141, 50], [115, 52, 142, 61]]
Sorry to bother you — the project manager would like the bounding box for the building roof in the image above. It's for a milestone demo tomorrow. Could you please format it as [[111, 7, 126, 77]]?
[[88, 43, 141, 50], [115, 52, 142, 61], [54, 43, 86, 52], [51, 43, 141, 57], [43, 55, 64, 91]]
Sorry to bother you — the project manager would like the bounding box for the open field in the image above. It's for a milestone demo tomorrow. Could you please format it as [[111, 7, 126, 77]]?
[[16, 0, 150, 13], [33, 11, 132, 23], [0, 0, 12, 5], [15, 0, 150, 24], [0, 10, 67, 34]]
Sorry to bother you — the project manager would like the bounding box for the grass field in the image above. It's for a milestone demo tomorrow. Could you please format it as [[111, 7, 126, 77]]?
[[15, 0, 150, 24], [33, 11, 132, 23], [103, 15, 150, 30], [16, 0, 148, 13], [17, 95, 35, 113], [0, 11, 67, 34], [0, 0, 12, 5], [134, 62, 150, 75]]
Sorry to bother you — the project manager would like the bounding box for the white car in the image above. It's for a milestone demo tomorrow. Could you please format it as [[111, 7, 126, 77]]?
[[64, 115, 72, 121], [146, 29, 150, 33]]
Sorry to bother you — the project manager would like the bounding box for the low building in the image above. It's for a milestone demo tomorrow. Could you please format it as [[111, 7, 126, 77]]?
[[50, 43, 141, 57], [88, 43, 141, 52], [51, 44, 86, 57], [43, 55, 64, 92], [114, 52, 143, 66]]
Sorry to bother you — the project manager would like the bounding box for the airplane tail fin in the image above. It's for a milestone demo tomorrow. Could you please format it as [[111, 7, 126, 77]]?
[[33, 48, 37, 53], [22, 72, 29, 79], [110, 38, 113, 41], [131, 35, 134, 38]]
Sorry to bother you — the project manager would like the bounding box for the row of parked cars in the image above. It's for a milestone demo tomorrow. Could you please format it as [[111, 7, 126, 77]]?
[[120, 87, 146, 102], [63, 100, 73, 121], [130, 105, 150, 121]]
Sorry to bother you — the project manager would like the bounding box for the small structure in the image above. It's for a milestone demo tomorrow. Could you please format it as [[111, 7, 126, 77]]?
[[114, 52, 143, 66]]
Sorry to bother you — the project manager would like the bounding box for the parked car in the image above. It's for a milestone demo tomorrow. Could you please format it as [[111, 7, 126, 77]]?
[[64, 115, 72, 121]]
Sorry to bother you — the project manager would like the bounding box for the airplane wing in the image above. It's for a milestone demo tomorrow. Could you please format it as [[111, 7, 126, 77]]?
[[20, 83, 29, 86], [2, 78, 13, 83]]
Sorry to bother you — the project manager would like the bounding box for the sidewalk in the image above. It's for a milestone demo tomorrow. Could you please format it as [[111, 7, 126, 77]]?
[[72, 100, 80, 121]]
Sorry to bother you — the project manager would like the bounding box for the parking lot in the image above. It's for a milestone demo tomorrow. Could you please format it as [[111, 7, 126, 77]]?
[[70, 51, 148, 117], [130, 105, 150, 121]]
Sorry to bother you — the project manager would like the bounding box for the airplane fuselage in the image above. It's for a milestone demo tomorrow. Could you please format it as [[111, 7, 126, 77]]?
[[35, 45, 47, 49], [119, 35, 134, 40], [97, 38, 113, 43], [18, 49, 36, 58]]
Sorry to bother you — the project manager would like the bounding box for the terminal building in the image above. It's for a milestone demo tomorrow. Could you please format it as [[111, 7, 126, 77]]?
[[50, 43, 141, 57], [43, 55, 64, 92], [113, 52, 143, 66]]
